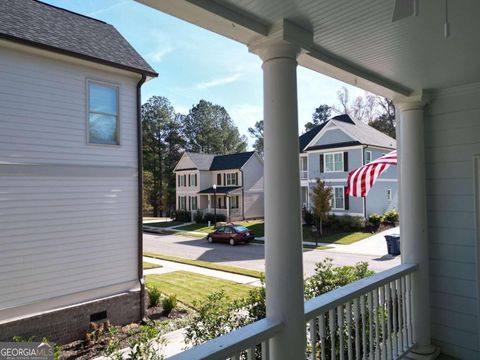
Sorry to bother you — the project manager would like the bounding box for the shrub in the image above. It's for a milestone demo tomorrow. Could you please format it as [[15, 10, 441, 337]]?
[[368, 213, 383, 231], [148, 286, 161, 308], [383, 209, 399, 224], [193, 210, 203, 224], [174, 210, 191, 223], [161, 295, 177, 316], [203, 212, 226, 224], [303, 209, 314, 226], [336, 215, 364, 231]]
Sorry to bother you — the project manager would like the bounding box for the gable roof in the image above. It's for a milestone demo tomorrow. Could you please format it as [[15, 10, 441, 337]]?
[[0, 0, 157, 77], [209, 151, 256, 171], [302, 114, 396, 152], [175, 151, 256, 172]]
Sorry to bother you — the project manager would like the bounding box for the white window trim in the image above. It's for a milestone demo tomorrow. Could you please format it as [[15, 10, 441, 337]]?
[[86, 79, 120, 146], [226, 172, 238, 186], [324, 152, 344, 173], [365, 150, 372, 164], [332, 186, 345, 210]]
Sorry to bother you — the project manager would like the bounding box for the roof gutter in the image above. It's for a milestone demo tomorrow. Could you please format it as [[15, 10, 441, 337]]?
[[136, 74, 147, 321], [0, 34, 158, 78]]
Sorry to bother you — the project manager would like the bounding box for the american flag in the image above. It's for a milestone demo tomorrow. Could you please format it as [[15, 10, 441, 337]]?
[[346, 150, 397, 197]]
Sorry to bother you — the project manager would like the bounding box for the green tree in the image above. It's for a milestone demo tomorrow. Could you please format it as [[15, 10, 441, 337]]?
[[311, 179, 332, 238], [184, 100, 247, 154], [305, 104, 331, 131], [369, 97, 396, 138], [248, 120, 264, 155], [142, 96, 185, 217]]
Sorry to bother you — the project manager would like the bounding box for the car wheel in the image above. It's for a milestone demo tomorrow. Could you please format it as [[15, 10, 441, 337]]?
[[207, 236, 213, 243], [229, 238, 236, 246]]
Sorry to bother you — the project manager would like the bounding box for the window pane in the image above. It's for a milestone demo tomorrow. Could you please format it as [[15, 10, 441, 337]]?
[[325, 154, 334, 172], [89, 83, 117, 114], [89, 114, 117, 144]]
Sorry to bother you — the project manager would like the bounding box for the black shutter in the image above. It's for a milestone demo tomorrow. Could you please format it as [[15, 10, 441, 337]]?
[[320, 154, 324, 173], [343, 152, 348, 172], [344, 187, 349, 210], [188, 175, 191, 187], [184, 175, 187, 187], [224, 173, 226, 186], [195, 174, 197, 186], [217, 173, 221, 185]]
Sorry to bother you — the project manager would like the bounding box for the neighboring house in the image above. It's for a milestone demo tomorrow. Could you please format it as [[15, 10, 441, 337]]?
[[299, 114, 397, 217], [174, 151, 264, 221], [0, 0, 157, 343]]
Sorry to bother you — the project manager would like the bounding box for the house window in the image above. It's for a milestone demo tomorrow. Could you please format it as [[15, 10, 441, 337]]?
[[332, 186, 345, 210], [217, 173, 222, 185], [230, 195, 239, 209], [226, 173, 238, 186], [325, 153, 344, 172], [300, 157, 308, 179], [178, 196, 186, 210], [183, 175, 187, 187], [365, 150, 372, 164], [189, 174, 197, 187], [87, 81, 119, 145], [387, 189, 392, 200], [191, 196, 198, 210], [178, 174, 187, 187]]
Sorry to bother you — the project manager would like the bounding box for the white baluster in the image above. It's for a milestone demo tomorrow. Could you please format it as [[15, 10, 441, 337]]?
[[406, 274, 413, 347], [309, 318, 317, 360], [361, 295, 367, 360], [319, 313, 326, 360], [379, 286, 387, 360], [391, 281, 398, 358], [354, 298, 360, 360], [247, 347, 254, 360], [385, 284, 393, 359], [338, 305, 345, 360], [396, 279, 403, 353], [329, 309, 336, 360], [346, 301, 353, 360], [368, 292, 373, 359], [261, 340, 269, 360], [373, 289, 380, 360], [401, 276, 408, 352]]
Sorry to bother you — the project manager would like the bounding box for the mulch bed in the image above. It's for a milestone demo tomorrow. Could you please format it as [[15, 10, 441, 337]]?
[[59, 304, 190, 360]]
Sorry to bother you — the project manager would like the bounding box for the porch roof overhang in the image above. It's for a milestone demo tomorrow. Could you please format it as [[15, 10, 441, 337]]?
[[198, 186, 242, 195], [137, 0, 480, 98]]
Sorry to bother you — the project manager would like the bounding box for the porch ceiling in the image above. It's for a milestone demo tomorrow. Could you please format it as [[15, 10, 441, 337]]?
[[137, 0, 480, 97]]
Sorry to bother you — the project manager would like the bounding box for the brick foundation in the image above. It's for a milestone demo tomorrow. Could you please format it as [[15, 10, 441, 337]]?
[[0, 291, 141, 344]]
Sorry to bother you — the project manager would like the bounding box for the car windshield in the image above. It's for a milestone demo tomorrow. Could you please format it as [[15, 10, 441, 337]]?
[[233, 226, 249, 232]]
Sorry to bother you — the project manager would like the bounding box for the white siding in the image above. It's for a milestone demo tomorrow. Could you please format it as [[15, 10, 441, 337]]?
[[0, 45, 140, 319], [242, 154, 264, 218], [424, 83, 480, 359]]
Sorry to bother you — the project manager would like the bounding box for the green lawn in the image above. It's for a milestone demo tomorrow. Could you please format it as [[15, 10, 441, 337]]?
[[302, 225, 371, 245], [144, 252, 264, 279], [143, 262, 162, 270], [145, 221, 183, 228], [146, 271, 253, 309]]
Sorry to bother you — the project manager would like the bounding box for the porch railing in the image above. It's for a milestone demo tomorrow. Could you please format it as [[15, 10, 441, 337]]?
[[304, 263, 418, 360], [167, 318, 283, 360], [166, 264, 417, 360]]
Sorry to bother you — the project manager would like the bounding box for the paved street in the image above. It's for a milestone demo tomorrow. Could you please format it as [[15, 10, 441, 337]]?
[[143, 232, 400, 277]]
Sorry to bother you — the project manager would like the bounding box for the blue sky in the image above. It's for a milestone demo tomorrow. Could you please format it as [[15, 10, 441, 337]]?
[[43, 0, 366, 146]]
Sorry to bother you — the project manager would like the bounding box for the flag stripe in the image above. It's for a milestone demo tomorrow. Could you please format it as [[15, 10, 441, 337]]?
[[346, 151, 397, 197]]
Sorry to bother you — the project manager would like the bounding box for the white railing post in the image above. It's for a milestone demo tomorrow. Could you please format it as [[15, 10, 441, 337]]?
[[395, 98, 439, 359], [249, 30, 306, 359]]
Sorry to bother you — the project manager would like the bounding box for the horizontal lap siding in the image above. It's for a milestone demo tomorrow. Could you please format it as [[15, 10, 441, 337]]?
[[425, 85, 480, 358], [0, 45, 139, 314]]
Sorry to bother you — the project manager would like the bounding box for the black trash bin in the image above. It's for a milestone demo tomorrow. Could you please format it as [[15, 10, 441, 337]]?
[[385, 234, 401, 256]]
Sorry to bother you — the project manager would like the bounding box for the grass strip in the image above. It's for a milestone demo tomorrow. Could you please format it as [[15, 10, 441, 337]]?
[[146, 271, 253, 309], [143, 261, 162, 270], [143, 251, 264, 279]]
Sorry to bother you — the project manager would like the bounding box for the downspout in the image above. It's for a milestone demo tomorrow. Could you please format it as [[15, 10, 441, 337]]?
[[240, 169, 245, 220], [136, 74, 147, 321]]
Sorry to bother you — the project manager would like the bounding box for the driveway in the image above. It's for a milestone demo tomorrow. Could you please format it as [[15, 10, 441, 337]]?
[[143, 232, 400, 277]]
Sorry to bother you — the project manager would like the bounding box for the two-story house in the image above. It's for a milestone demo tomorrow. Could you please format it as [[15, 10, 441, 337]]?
[[0, 0, 156, 343], [299, 114, 397, 217], [174, 151, 264, 221]]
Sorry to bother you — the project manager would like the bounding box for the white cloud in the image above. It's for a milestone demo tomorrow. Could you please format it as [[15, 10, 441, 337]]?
[[147, 46, 174, 62], [195, 73, 242, 90]]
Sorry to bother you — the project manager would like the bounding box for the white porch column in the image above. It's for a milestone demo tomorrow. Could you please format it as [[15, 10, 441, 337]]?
[[253, 41, 306, 359], [226, 196, 230, 222], [207, 195, 211, 212], [396, 99, 439, 359]]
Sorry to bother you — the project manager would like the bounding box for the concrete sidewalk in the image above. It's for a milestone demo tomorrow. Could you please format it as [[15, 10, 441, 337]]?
[[143, 256, 262, 287]]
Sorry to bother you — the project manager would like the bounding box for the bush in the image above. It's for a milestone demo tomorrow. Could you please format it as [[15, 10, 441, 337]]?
[[148, 286, 161, 308], [368, 213, 383, 231], [174, 210, 191, 222], [383, 209, 399, 224], [337, 215, 364, 231], [303, 209, 314, 226], [194, 210, 203, 224], [203, 212, 227, 224], [161, 295, 177, 316]]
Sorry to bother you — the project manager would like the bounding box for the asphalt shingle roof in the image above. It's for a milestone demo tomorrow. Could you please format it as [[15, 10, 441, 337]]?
[[0, 0, 157, 77], [209, 152, 255, 171], [198, 186, 242, 194], [301, 114, 396, 151], [186, 153, 216, 171]]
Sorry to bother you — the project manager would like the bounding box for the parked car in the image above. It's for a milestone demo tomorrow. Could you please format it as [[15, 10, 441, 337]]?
[[206, 224, 254, 245]]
